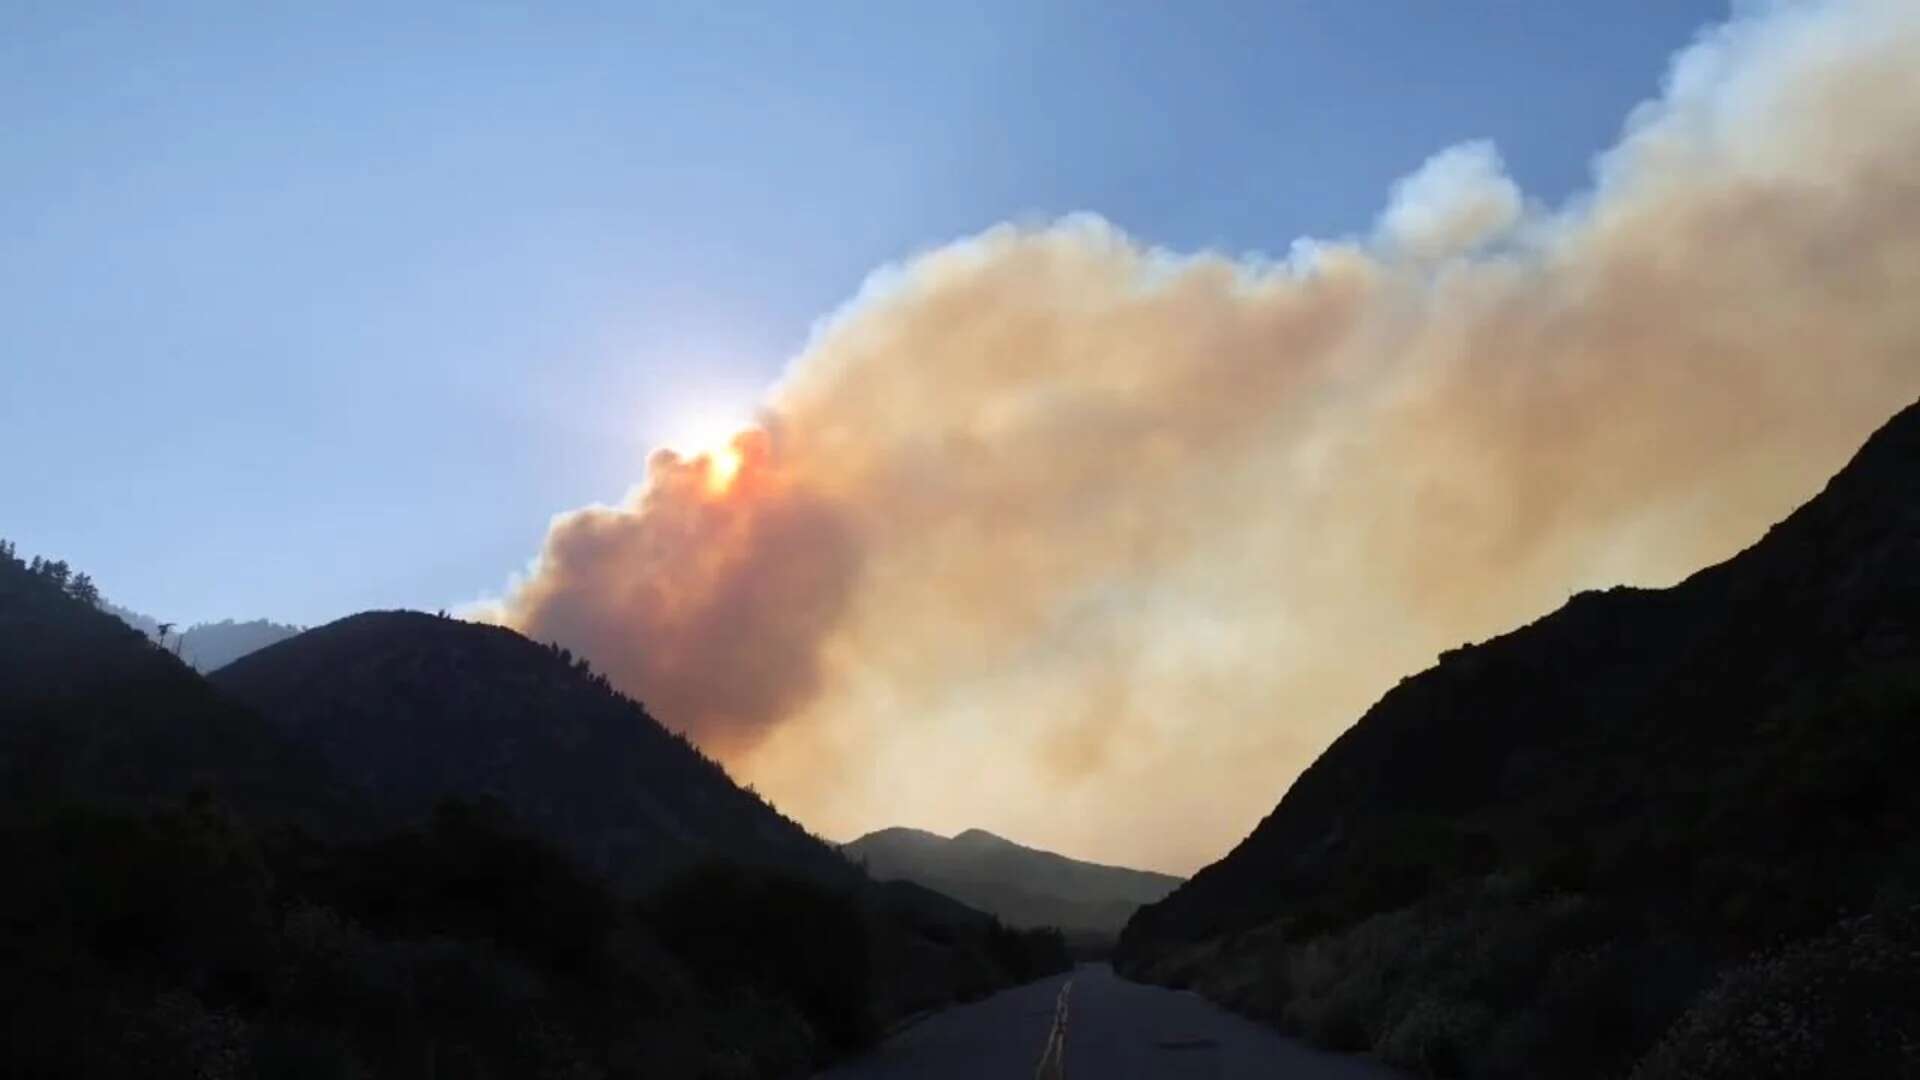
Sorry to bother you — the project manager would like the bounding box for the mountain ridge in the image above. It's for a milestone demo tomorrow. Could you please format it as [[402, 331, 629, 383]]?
[[0, 548, 347, 826], [1115, 397, 1920, 1077], [0, 565, 1073, 1075], [845, 824, 1181, 936], [106, 605, 302, 672], [212, 608, 860, 893]]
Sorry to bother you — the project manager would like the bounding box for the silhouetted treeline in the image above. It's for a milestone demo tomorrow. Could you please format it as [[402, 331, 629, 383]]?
[[3, 540, 303, 673], [2, 539, 101, 608], [0, 541, 1069, 1077], [0, 793, 1071, 1078], [0, 541, 343, 824], [983, 917, 1070, 985], [0, 794, 781, 1076]]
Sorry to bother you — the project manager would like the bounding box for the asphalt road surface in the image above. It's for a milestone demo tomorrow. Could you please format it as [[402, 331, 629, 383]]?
[[818, 963, 1405, 1079]]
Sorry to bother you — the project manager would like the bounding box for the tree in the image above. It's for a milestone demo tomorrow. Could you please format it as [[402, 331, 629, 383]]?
[[155, 621, 177, 654], [39, 559, 70, 590], [65, 573, 100, 607]]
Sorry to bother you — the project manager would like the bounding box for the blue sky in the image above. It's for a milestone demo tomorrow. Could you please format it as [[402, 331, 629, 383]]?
[[2, 1, 1726, 626]]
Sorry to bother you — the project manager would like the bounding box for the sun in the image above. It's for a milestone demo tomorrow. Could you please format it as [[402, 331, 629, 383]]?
[[659, 406, 754, 495], [706, 442, 745, 494]]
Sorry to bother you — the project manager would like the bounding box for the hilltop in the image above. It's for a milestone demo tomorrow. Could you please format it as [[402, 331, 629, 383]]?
[[0, 545, 342, 825], [845, 826, 1181, 937], [210, 609, 855, 892], [0, 551, 1070, 1077], [1117, 399, 1920, 1076]]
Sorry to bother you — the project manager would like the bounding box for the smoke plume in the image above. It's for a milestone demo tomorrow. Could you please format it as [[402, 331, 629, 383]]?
[[491, 0, 1920, 873]]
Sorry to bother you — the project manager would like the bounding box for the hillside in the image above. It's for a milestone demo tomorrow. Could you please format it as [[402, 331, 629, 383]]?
[[0, 546, 342, 825], [845, 826, 1181, 936], [0, 553, 1068, 1077], [1117, 399, 1920, 1078], [212, 610, 859, 893]]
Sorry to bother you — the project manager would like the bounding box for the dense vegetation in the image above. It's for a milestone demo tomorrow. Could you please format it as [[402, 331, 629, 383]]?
[[1118, 399, 1920, 1077], [0, 792, 1066, 1078], [0, 543, 1068, 1078]]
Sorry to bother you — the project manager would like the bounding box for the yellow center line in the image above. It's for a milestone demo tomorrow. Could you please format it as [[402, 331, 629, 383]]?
[[1034, 978, 1073, 1080]]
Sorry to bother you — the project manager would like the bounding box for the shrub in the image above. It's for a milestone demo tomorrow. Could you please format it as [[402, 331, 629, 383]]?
[[1632, 910, 1920, 1079], [647, 863, 876, 1057]]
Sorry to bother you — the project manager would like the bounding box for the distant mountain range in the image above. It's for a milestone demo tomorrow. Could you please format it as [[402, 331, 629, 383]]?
[[107, 605, 300, 672], [1118, 399, 1920, 1077], [844, 826, 1181, 936]]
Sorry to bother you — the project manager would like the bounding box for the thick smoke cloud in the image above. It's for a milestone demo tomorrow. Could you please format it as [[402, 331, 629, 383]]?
[[492, 0, 1920, 873], [497, 429, 863, 759]]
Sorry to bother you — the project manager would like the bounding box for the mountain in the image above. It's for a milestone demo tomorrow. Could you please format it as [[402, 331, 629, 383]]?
[[844, 826, 1181, 935], [1116, 400, 1920, 1078], [1, 556, 1068, 1077], [0, 547, 343, 825], [211, 609, 859, 893], [174, 617, 303, 671], [107, 606, 301, 672]]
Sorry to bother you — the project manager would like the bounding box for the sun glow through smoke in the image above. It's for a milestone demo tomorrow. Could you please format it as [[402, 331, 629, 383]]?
[[660, 406, 755, 496], [706, 442, 745, 494]]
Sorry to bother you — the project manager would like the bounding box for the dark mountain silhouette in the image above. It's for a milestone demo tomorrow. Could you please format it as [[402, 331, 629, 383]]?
[[1117, 399, 1920, 1077], [107, 605, 301, 672], [0, 546, 343, 825], [0, 549, 1067, 1077], [845, 826, 1181, 936], [211, 610, 859, 893]]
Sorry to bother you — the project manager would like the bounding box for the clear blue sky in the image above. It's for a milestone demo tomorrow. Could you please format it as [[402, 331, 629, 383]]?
[[2, 1, 1725, 626]]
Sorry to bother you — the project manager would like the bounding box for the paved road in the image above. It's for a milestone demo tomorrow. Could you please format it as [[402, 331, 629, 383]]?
[[818, 963, 1405, 1079]]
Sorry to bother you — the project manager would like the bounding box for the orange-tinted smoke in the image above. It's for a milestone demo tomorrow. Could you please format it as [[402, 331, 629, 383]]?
[[491, 0, 1920, 873], [497, 427, 863, 759]]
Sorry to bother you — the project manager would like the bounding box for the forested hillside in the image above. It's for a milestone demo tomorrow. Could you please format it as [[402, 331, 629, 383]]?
[[212, 610, 855, 893], [0, 545, 1066, 1078]]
